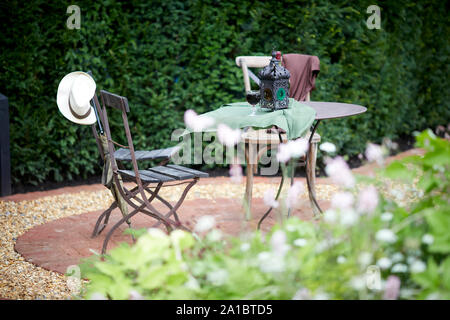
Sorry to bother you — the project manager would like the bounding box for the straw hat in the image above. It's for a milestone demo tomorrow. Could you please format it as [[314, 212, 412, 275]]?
[[56, 71, 97, 125]]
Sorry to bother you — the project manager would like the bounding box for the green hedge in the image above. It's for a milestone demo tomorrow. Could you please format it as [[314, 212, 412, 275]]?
[[0, 0, 448, 185]]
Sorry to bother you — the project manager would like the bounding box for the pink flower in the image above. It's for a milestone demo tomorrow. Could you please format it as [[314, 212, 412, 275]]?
[[263, 188, 279, 208], [229, 163, 243, 184], [383, 275, 401, 300], [270, 230, 289, 256], [184, 109, 215, 132], [128, 290, 144, 300], [330, 192, 354, 210], [319, 142, 336, 153], [286, 181, 305, 209], [276, 138, 309, 163], [382, 138, 398, 151], [292, 288, 311, 300], [217, 124, 241, 147], [194, 215, 216, 233], [325, 156, 355, 188], [365, 143, 384, 165], [435, 125, 445, 134], [357, 185, 379, 213]]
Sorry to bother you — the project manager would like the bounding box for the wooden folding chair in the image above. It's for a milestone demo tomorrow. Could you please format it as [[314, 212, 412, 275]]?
[[91, 90, 208, 254]]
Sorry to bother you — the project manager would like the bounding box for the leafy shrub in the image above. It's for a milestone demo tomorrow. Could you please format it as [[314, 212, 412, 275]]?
[[0, 0, 448, 186], [380, 129, 450, 298], [78, 130, 449, 300]]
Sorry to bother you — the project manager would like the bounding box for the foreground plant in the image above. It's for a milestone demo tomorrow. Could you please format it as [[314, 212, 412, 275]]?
[[79, 130, 449, 300]]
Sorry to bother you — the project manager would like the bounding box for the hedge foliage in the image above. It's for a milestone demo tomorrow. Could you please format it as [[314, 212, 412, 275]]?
[[0, 0, 448, 185]]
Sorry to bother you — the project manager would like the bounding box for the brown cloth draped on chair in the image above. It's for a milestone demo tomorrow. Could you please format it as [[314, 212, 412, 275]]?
[[282, 54, 320, 102]]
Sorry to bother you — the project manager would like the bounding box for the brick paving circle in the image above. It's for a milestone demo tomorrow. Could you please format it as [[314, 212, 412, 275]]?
[[15, 196, 328, 274]]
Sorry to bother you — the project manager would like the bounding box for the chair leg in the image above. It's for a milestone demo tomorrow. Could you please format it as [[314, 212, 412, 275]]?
[[244, 142, 255, 221], [92, 183, 146, 239], [101, 203, 145, 254], [287, 159, 296, 218], [124, 183, 177, 228], [91, 201, 117, 238], [149, 195, 180, 227], [101, 176, 199, 253], [307, 141, 320, 216], [122, 182, 174, 232], [144, 186, 182, 225], [139, 188, 175, 231], [140, 209, 185, 231], [123, 181, 189, 231], [245, 163, 254, 221], [150, 179, 198, 230]]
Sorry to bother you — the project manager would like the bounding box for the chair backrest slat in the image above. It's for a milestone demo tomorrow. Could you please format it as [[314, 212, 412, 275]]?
[[235, 56, 271, 93], [99, 90, 133, 154], [100, 90, 130, 113], [235, 56, 271, 68]]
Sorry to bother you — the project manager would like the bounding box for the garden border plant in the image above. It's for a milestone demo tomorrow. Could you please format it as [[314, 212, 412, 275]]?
[[77, 129, 450, 300]]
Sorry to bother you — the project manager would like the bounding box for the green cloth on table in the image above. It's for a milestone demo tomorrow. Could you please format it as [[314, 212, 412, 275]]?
[[185, 98, 316, 140]]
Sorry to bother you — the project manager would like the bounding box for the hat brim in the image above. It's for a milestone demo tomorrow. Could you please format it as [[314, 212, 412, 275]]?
[[57, 71, 97, 125]]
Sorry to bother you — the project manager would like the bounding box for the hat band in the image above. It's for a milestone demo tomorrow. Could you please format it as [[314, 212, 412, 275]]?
[[68, 97, 91, 119]]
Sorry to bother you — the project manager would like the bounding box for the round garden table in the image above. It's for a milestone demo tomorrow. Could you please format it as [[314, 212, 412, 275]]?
[[253, 101, 367, 228], [184, 100, 367, 227]]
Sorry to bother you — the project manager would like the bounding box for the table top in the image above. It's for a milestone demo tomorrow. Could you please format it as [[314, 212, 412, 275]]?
[[300, 101, 367, 120], [181, 100, 367, 142]]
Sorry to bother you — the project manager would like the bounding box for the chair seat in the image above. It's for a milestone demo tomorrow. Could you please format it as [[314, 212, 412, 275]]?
[[118, 164, 208, 183], [242, 128, 321, 145], [114, 146, 180, 162]]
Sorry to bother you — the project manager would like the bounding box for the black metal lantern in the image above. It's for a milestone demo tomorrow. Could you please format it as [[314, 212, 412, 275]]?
[[259, 51, 290, 110]]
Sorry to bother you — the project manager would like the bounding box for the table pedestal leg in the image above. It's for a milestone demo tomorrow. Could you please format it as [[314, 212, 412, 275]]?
[[244, 164, 254, 220]]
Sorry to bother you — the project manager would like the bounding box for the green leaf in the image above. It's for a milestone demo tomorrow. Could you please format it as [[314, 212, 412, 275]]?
[[170, 230, 195, 250], [94, 262, 125, 278], [412, 257, 440, 289], [424, 209, 450, 253], [383, 161, 415, 180], [123, 228, 148, 239], [138, 265, 168, 290]]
